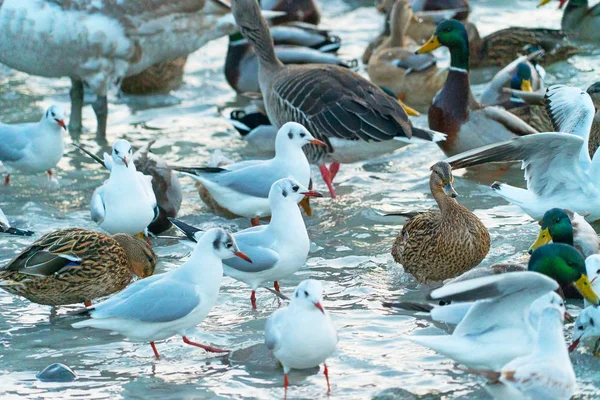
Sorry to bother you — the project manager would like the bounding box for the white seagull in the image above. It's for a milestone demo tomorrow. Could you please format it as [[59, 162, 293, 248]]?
[[174, 122, 326, 225], [91, 139, 158, 236], [569, 306, 600, 354], [72, 228, 252, 359], [171, 177, 322, 309], [0, 207, 34, 236], [446, 85, 600, 221], [265, 279, 338, 395], [0, 105, 66, 184], [407, 271, 562, 371]]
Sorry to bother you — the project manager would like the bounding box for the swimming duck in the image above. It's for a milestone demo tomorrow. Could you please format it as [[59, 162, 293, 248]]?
[[0, 228, 156, 307], [232, 0, 445, 198], [529, 208, 600, 258], [367, 0, 447, 109], [391, 161, 490, 283], [416, 20, 538, 156], [0, 207, 34, 236], [539, 0, 600, 41]]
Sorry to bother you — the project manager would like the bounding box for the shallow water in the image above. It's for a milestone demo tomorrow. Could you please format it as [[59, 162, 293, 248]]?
[[1, 0, 600, 399]]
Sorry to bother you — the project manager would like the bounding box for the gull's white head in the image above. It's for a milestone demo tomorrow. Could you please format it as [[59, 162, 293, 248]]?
[[530, 292, 567, 328], [111, 139, 134, 168], [196, 228, 252, 263], [586, 255, 600, 286], [275, 122, 327, 154], [569, 307, 600, 352], [291, 279, 326, 314], [42, 105, 67, 131], [268, 177, 322, 206]]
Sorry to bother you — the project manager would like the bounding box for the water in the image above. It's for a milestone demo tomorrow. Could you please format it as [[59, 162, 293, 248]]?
[[1, 0, 600, 398]]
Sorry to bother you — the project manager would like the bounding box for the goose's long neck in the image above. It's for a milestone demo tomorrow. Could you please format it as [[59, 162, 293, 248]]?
[[389, 2, 409, 47]]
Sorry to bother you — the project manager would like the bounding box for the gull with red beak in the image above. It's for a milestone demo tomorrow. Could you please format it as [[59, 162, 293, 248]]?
[[569, 306, 600, 354], [73, 228, 249, 359], [265, 279, 338, 396], [174, 122, 326, 226], [91, 139, 158, 237], [0, 105, 66, 184], [171, 178, 322, 309]]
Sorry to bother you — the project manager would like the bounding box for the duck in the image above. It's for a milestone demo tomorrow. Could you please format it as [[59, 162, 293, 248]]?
[[529, 208, 600, 258], [0, 0, 250, 137], [416, 20, 538, 157], [0, 207, 34, 236], [261, 0, 321, 26], [232, 0, 446, 198], [120, 56, 188, 95], [391, 161, 490, 283], [446, 84, 600, 221], [367, 0, 447, 109], [229, 108, 277, 153], [538, 0, 600, 41], [0, 228, 156, 307], [0, 105, 66, 185]]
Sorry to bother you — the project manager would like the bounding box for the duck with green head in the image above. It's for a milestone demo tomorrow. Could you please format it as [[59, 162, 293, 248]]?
[[416, 19, 538, 157], [529, 208, 600, 258], [529, 242, 600, 305]]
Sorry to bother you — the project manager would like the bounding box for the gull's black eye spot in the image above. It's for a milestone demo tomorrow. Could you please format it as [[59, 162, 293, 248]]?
[[282, 190, 287, 197], [292, 185, 299, 192], [299, 132, 306, 138], [288, 132, 293, 139], [591, 319, 595, 327], [579, 325, 584, 330], [295, 291, 299, 298], [115, 149, 120, 155], [304, 290, 309, 297], [226, 242, 233, 249], [51, 112, 55, 117]]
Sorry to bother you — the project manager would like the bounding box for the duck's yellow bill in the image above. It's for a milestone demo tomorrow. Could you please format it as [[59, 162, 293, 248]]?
[[575, 275, 600, 306], [398, 99, 420, 116], [521, 79, 533, 92], [528, 227, 551, 254], [416, 36, 441, 54], [537, 0, 552, 6]]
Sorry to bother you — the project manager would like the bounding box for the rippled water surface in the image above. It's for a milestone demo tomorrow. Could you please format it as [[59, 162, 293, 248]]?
[[2, 0, 600, 399]]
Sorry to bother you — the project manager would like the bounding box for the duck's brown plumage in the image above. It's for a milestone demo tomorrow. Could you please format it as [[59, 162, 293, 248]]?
[[121, 56, 187, 95], [0, 229, 156, 306]]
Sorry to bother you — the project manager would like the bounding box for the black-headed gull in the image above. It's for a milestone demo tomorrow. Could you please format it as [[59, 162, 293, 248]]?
[[265, 280, 338, 395], [72, 228, 251, 359], [0, 105, 66, 184], [0, 207, 34, 236], [569, 306, 600, 354], [171, 177, 322, 309], [90, 140, 158, 237], [174, 122, 326, 226]]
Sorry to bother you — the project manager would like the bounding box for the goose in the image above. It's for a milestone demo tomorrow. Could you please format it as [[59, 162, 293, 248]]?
[[231, 0, 445, 198]]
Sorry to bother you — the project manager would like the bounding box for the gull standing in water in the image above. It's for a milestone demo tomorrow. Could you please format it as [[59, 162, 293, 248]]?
[[72, 228, 251, 359], [0, 105, 66, 184], [91, 140, 157, 237], [174, 122, 325, 226], [171, 178, 322, 309], [265, 280, 338, 396]]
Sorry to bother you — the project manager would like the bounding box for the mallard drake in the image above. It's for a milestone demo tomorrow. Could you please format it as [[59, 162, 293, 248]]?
[[539, 0, 600, 41], [232, 0, 445, 198], [0, 207, 33, 236], [367, 0, 447, 109], [0, 228, 156, 306], [120, 57, 188, 95], [529, 208, 600, 258], [391, 161, 490, 283], [261, 0, 320, 25], [416, 20, 538, 156], [447, 85, 600, 221]]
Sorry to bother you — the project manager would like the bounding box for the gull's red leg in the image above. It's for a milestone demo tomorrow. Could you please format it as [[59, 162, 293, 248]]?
[[150, 342, 160, 359], [329, 162, 340, 181], [251, 290, 257, 309], [284, 373, 289, 398], [4, 174, 10, 185], [319, 164, 336, 198], [251, 216, 260, 226], [182, 335, 228, 353], [274, 281, 280, 293], [324, 363, 331, 393], [84, 300, 92, 307]]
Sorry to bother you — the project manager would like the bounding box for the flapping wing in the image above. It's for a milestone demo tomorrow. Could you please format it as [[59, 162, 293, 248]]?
[[545, 85, 596, 142], [265, 308, 286, 351], [272, 65, 412, 142], [446, 133, 587, 197], [91, 186, 106, 224]]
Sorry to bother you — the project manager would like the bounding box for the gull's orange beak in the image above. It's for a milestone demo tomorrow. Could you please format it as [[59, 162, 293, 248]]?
[[122, 156, 129, 168], [301, 190, 323, 198], [314, 302, 324, 313], [310, 139, 327, 147], [234, 251, 253, 263], [568, 337, 581, 352], [55, 119, 67, 130]]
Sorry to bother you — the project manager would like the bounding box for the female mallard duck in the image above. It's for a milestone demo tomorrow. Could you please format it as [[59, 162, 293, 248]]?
[[367, 0, 447, 109], [231, 0, 445, 198], [0, 207, 33, 236], [539, 0, 600, 41], [416, 20, 538, 156], [0, 228, 156, 306], [446, 85, 600, 221], [120, 57, 188, 95], [391, 161, 490, 283], [529, 208, 600, 258]]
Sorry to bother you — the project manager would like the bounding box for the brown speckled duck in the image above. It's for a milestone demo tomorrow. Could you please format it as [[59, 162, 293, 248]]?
[[391, 161, 490, 283], [417, 20, 538, 156], [0, 228, 156, 306], [121, 57, 188, 95]]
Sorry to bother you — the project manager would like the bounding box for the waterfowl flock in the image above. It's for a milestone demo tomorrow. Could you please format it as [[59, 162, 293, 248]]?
[[2, 0, 600, 398]]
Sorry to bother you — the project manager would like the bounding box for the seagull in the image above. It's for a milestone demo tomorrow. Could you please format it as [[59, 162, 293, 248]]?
[[173, 122, 326, 225], [265, 279, 338, 395], [407, 271, 562, 371], [569, 306, 600, 354], [90, 139, 158, 237], [0, 105, 66, 184], [170, 177, 322, 309], [0, 207, 34, 236], [72, 228, 252, 359], [446, 84, 600, 221]]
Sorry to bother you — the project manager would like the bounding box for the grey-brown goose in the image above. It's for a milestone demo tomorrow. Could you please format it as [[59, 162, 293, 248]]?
[[231, 0, 445, 198]]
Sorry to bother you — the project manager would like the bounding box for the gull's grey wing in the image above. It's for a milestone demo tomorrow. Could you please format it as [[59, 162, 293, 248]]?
[[265, 308, 286, 351], [91, 279, 199, 323], [90, 186, 106, 224], [224, 231, 280, 273], [0, 124, 31, 162]]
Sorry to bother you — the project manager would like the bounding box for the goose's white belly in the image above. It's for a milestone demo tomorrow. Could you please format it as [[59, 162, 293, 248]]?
[[329, 138, 407, 163]]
